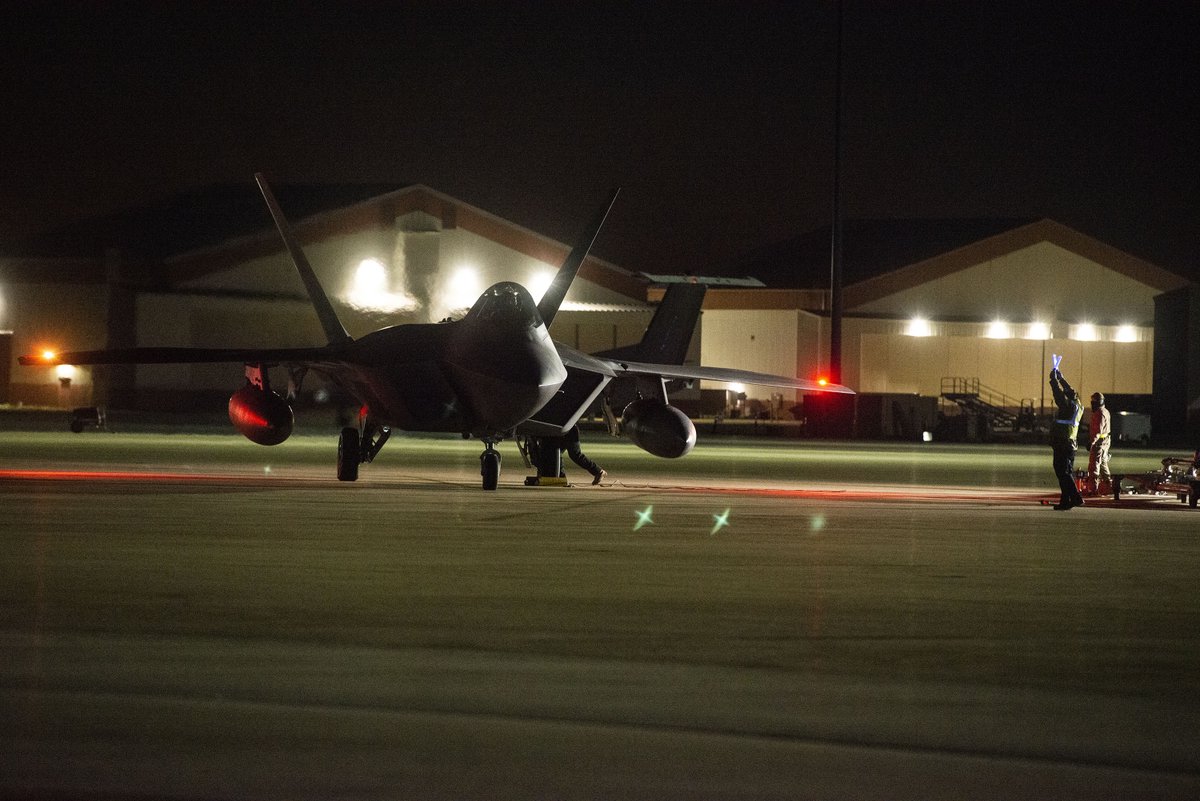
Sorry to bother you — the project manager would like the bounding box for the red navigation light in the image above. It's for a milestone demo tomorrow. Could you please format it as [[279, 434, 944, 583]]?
[[817, 376, 829, 387], [40, 349, 58, 363]]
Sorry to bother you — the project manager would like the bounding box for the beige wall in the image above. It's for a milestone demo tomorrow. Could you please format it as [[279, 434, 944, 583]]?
[[699, 309, 825, 401], [549, 310, 655, 354], [696, 305, 1155, 406], [857, 331, 1152, 403]]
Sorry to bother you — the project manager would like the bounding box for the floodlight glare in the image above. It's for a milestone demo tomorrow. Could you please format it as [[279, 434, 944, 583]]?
[[55, 364, 77, 380], [347, 257, 417, 313], [1114, 324, 1137, 343], [905, 317, 932, 337], [1072, 322, 1098, 341], [528, 271, 555, 302], [1026, 322, 1051, 340], [448, 265, 481, 308], [985, 320, 1011, 339], [353, 258, 387, 295]]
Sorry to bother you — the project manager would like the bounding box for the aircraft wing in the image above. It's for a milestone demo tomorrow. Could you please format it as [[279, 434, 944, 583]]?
[[594, 356, 855, 394], [19, 346, 344, 367]]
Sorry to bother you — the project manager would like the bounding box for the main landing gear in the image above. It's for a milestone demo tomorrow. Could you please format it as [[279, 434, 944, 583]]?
[[337, 419, 503, 490], [337, 427, 360, 481], [480, 442, 502, 491], [336, 417, 391, 482]]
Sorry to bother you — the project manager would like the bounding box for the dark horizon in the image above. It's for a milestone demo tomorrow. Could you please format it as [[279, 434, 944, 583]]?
[[2, 1, 1196, 279]]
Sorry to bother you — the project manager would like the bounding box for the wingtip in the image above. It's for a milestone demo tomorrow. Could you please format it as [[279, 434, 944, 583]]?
[[18, 351, 62, 367]]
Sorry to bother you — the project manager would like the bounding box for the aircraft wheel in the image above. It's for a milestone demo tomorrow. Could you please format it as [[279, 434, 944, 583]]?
[[481, 449, 501, 491], [1190, 482, 1199, 509], [338, 427, 361, 482]]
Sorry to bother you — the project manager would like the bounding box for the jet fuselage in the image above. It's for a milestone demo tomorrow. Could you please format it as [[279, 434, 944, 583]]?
[[319, 282, 566, 438]]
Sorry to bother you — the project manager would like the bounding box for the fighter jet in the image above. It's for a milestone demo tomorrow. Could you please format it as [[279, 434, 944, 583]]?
[[22, 175, 853, 489]]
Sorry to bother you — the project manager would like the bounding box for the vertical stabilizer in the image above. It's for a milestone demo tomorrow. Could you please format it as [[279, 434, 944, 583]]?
[[255, 173, 353, 346], [536, 188, 620, 329], [597, 282, 707, 364]]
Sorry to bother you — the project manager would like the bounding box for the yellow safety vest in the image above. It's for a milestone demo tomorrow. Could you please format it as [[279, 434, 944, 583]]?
[[1053, 402, 1083, 441]]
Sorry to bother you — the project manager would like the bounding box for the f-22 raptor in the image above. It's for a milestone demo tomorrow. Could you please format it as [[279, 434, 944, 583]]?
[[23, 175, 853, 489]]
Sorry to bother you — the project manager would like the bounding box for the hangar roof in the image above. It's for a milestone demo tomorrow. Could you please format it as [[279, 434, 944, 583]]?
[[724, 217, 1188, 291], [1, 182, 646, 301], [4, 182, 405, 262]]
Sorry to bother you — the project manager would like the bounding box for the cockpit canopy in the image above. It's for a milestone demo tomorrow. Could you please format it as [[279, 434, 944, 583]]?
[[465, 282, 543, 329]]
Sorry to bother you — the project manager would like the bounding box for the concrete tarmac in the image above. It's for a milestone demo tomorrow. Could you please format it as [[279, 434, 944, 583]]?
[[1, 432, 1198, 799]]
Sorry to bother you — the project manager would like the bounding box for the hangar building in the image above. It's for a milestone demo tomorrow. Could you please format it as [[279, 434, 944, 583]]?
[[698, 219, 1193, 441], [2, 186, 1195, 443], [0, 183, 654, 410]]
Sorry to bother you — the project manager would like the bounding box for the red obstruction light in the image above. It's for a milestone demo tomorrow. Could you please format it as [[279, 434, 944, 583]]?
[[817, 376, 830, 387]]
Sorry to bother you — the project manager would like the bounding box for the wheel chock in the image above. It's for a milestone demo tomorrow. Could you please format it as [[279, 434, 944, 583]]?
[[524, 476, 570, 487]]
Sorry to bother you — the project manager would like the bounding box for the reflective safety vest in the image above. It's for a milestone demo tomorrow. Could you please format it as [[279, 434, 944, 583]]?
[[1053, 401, 1083, 441]]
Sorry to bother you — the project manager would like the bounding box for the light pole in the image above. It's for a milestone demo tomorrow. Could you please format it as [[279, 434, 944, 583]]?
[[828, 0, 844, 384]]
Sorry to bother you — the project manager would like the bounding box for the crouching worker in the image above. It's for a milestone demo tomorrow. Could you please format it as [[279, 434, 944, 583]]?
[[560, 425, 607, 485], [530, 426, 608, 485], [1049, 368, 1085, 510]]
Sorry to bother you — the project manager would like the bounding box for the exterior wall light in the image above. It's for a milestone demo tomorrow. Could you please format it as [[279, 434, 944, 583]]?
[[905, 317, 933, 337], [1072, 323, 1099, 341], [348, 257, 416, 313], [1025, 322, 1051, 340], [528, 271, 555, 302], [353, 258, 387, 296], [985, 321, 1011, 339], [1114, 324, 1138, 343], [448, 266, 481, 309]]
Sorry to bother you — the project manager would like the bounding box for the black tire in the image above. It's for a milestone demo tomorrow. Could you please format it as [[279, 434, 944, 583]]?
[[337, 427, 360, 482], [1190, 482, 1199, 509], [70, 419, 84, 434], [481, 450, 500, 491]]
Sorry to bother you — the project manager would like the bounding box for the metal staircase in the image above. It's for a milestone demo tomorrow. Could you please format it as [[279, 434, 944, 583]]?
[[940, 377, 1036, 433]]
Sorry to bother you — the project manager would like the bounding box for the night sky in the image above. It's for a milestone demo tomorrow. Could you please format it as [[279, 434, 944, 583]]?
[[2, 1, 1197, 280]]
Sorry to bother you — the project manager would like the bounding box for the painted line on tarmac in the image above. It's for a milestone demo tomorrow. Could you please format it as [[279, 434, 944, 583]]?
[[0, 468, 328, 488], [606, 480, 1045, 505], [4, 469, 1189, 510]]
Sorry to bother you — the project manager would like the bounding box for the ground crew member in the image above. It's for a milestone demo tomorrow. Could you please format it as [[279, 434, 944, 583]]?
[[562, 425, 607, 484], [533, 426, 608, 485], [1088, 392, 1111, 494], [1049, 368, 1085, 510]]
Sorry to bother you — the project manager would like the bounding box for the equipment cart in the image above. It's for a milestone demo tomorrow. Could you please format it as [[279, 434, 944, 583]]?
[[1101, 453, 1200, 508]]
